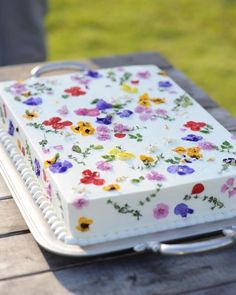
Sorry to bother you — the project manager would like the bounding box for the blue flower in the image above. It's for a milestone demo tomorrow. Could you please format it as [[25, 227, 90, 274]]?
[[181, 134, 203, 142], [117, 109, 133, 118], [167, 165, 195, 175], [8, 120, 15, 136], [96, 115, 113, 125], [23, 97, 42, 106], [34, 158, 40, 177], [96, 99, 112, 110], [86, 70, 102, 78], [158, 81, 172, 88], [174, 203, 194, 218], [49, 160, 73, 173]]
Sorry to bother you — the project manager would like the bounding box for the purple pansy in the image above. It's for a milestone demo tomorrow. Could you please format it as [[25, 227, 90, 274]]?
[[153, 203, 169, 219], [146, 170, 166, 181], [34, 158, 41, 177], [23, 96, 42, 106], [96, 161, 113, 171], [198, 141, 216, 151], [49, 160, 72, 173], [86, 70, 103, 78], [182, 134, 203, 142], [113, 123, 129, 133], [96, 99, 112, 110], [96, 115, 113, 125], [8, 120, 15, 136], [167, 165, 195, 175], [9, 83, 27, 95], [221, 178, 236, 198], [174, 203, 194, 218], [158, 81, 172, 88], [117, 109, 133, 118], [73, 198, 89, 209]]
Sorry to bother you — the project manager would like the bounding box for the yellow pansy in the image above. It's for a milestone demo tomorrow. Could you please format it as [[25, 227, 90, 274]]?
[[139, 93, 150, 101], [44, 153, 59, 168], [21, 91, 31, 97], [150, 98, 166, 104], [80, 126, 95, 136], [70, 125, 81, 134], [117, 151, 135, 161], [186, 147, 202, 159], [140, 154, 155, 163], [23, 110, 38, 120], [173, 147, 186, 154], [76, 217, 93, 232], [108, 147, 122, 156], [103, 184, 121, 191], [121, 83, 138, 93]]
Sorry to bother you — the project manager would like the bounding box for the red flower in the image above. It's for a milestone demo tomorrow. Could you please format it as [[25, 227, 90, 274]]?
[[64, 86, 86, 96], [191, 183, 205, 195], [184, 121, 206, 131], [80, 169, 105, 186], [42, 117, 72, 130], [131, 80, 139, 84], [114, 133, 126, 138]]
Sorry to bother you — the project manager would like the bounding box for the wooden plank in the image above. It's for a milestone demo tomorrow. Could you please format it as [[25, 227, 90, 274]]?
[[1, 245, 236, 294], [91, 51, 173, 70], [0, 199, 27, 235], [0, 174, 11, 199]]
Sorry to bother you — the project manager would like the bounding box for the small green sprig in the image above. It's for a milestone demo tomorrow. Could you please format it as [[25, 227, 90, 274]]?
[[107, 200, 142, 220], [128, 133, 143, 142], [172, 94, 193, 111], [165, 157, 181, 165], [68, 154, 85, 166], [183, 194, 224, 210]]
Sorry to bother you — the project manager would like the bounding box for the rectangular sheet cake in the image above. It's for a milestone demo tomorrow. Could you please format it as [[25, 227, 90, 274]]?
[[0, 65, 236, 246]]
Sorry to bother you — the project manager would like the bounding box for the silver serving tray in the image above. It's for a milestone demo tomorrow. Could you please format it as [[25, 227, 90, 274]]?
[[1, 61, 236, 256]]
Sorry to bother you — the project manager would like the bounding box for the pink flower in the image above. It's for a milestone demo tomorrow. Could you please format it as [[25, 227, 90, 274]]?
[[139, 113, 152, 121], [73, 198, 89, 209], [134, 106, 148, 113], [53, 145, 64, 151], [71, 75, 91, 85], [146, 171, 166, 181], [74, 108, 100, 116], [155, 108, 168, 117], [96, 161, 113, 171], [221, 178, 236, 198], [97, 133, 111, 141], [136, 71, 151, 79], [153, 203, 169, 219], [113, 123, 130, 133], [96, 126, 110, 133], [198, 141, 216, 151]]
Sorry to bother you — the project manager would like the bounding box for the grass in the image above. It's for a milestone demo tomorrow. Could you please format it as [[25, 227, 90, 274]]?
[[46, 0, 236, 116]]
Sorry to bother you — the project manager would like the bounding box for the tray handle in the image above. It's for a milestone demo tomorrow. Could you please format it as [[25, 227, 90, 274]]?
[[134, 228, 236, 255], [31, 61, 88, 78]]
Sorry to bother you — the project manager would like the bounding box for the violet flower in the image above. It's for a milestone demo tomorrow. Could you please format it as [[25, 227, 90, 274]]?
[[73, 198, 89, 209], [34, 158, 41, 177], [158, 81, 172, 88], [49, 160, 72, 173], [174, 203, 194, 218], [221, 178, 236, 198], [117, 109, 133, 118], [86, 70, 103, 78], [96, 161, 113, 171], [113, 123, 129, 133], [23, 96, 42, 106], [182, 134, 203, 142], [96, 99, 112, 110], [198, 141, 216, 151], [167, 165, 195, 176], [8, 120, 15, 136], [96, 115, 113, 125]]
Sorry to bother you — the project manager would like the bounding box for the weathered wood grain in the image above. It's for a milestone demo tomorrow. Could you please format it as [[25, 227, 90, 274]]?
[[91, 51, 173, 70], [1, 245, 236, 295], [0, 199, 27, 236], [0, 174, 11, 199]]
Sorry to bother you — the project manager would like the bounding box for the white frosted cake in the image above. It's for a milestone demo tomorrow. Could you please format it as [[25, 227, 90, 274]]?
[[0, 65, 236, 246]]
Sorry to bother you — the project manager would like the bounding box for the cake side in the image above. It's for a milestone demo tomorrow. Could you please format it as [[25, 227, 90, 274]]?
[[1, 65, 236, 246]]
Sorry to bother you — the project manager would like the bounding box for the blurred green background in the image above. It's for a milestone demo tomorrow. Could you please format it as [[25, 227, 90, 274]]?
[[46, 0, 236, 116]]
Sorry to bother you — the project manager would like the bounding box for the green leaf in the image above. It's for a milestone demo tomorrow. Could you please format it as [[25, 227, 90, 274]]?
[[72, 145, 82, 153], [91, 98, 99, 104]]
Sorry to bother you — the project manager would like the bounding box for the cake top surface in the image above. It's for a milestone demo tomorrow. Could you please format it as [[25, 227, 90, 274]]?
[[1, 65, 236, 203]]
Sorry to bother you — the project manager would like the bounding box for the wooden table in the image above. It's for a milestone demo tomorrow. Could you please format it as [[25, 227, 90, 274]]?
[[1, 52, 236, 295]]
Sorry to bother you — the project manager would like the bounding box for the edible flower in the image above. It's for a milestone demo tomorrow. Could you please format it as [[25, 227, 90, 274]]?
[[103, 184, 121, 191], [23, 110, 38, 120], [64, 86, 86, 96], [76, 217, 93, 232], [80, 169, 105, 185]]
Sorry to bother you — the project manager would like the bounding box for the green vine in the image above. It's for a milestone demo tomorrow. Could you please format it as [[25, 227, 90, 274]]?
[[172, 94, 193, 111], [183, 194, 224, 210], [68, 155, 85, 166]]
